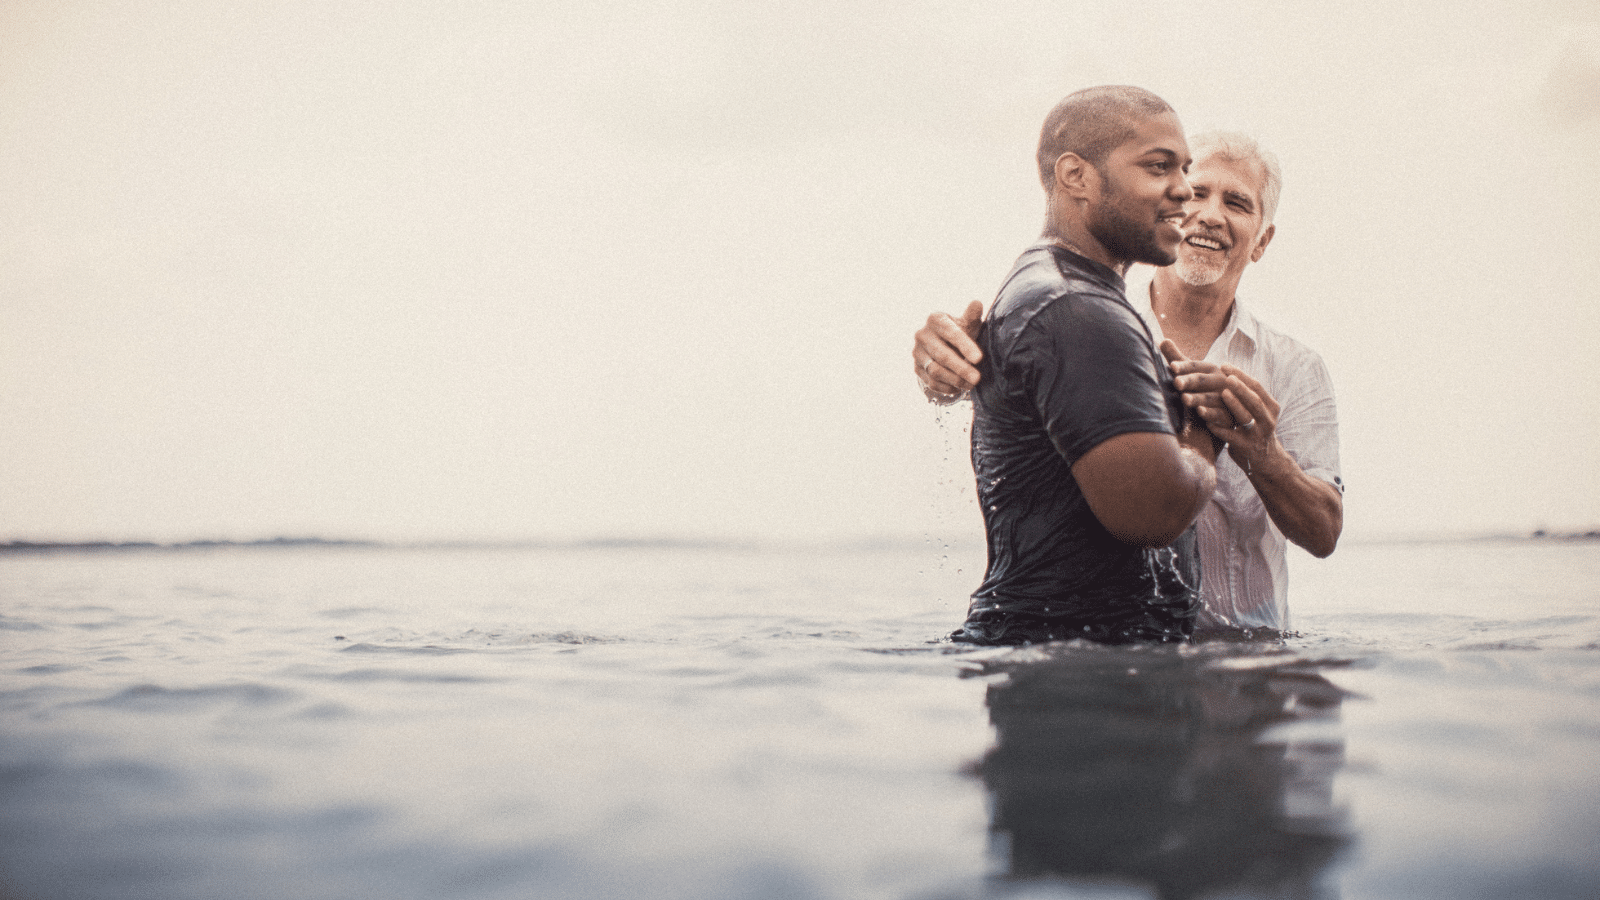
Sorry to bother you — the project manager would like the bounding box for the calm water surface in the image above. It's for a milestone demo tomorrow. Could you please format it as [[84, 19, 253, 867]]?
[[2, 538, 1598, 899]]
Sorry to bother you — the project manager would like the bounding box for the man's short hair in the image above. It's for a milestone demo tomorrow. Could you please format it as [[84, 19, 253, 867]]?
[[1036, 86, 1175, 194], [1190, 131, 1283, 229]]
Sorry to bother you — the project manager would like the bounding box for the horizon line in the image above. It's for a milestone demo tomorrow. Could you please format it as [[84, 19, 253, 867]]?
[[2, 527, 1597, 555]]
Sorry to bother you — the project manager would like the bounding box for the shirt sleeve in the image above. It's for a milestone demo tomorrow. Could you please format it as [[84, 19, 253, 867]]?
[[1275, 349, 1342, 491], [1012, 294, 1179, 466]]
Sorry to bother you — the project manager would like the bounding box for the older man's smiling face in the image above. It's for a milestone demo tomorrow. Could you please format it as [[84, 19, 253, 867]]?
[[1173, 154, 1272, 288]]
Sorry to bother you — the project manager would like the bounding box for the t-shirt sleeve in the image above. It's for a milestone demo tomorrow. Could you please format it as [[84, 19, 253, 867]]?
[[1011, 295, 1178, 466]]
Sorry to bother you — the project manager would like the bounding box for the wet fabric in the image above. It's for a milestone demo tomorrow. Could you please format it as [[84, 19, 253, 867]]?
[[1128, 267, 1343, 633], [952, 244, 1200, 646]]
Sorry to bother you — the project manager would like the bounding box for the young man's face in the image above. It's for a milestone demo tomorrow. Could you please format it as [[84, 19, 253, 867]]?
[[1172, 153, 1273, 288], [1086, 111, 1193, 268]]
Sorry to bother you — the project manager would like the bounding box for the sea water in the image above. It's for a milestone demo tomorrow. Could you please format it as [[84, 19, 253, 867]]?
[[1, 537, 1597, 899]]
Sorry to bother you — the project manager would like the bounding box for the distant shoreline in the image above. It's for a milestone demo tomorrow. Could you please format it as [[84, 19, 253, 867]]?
[[1345, 529, 1600, 546], [0, 535, 764, 554], [0, 536, 381, 554]]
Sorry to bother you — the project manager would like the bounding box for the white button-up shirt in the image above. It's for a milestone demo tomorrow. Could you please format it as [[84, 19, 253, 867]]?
[[1129, 268, 1343, 633]]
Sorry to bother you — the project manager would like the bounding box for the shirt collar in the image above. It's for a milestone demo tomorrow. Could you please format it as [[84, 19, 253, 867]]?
[[1223, 299, 1261, 354], [1129, 266, 1260, 359]]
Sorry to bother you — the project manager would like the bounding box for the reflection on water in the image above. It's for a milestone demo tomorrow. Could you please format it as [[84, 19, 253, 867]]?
[[965, 643, 1353, 899], [4, 541, 1595, 899]]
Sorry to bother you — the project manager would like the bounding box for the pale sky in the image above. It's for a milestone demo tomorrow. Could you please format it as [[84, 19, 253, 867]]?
[[2, 0, 1597, 543]]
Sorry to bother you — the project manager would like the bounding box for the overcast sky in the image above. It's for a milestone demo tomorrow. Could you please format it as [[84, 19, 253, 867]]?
[[2, 0, 1597, 544]]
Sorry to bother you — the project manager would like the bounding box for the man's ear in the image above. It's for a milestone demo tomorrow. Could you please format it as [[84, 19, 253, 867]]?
[[1249, 223, 1276, 263], [1053, 152, 1097, 203]]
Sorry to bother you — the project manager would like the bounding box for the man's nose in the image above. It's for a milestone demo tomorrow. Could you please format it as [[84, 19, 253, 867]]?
[[1190, 195, 1223, 226], [1170, 172, 1193, 202]]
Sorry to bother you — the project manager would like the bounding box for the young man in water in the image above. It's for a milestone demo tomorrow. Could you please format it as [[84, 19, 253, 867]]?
[[943, 86, 1220, 645], [916, 131, 1343, 635]]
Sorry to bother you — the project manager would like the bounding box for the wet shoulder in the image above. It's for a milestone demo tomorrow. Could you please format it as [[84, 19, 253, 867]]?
[[987, 247, 1133, 358]]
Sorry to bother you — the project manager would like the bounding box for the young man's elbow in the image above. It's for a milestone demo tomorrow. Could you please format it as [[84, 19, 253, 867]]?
[[1099, 505, 1196, 548], [1074, 437, 1212, 548]]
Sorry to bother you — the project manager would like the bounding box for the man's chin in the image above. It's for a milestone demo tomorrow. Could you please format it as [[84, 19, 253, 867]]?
[[1174, 260, 1225, 286]]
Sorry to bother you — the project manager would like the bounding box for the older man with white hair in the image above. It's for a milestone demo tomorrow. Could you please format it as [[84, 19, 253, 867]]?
[[915, 132, 1343, 635]]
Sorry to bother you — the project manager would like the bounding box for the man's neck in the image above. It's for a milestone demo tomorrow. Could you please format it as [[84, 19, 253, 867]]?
[[1041, 224, 1129, 276], [1147, 269, 1238, 360]]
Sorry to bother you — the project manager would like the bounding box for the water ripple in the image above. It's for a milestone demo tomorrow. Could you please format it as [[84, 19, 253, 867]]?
[[88, 683, 297, 709], [337, 642, 473, 655]]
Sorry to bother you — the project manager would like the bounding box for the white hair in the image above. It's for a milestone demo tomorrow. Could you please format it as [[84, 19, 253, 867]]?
[[1189, 131, 1282, 231]]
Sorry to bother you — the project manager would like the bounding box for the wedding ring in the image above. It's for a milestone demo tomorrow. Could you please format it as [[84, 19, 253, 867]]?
[[1238, 419, 1257, 430]]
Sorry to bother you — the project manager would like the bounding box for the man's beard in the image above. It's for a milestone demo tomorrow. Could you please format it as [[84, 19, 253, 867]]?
[[1174, 247, 1226, 286], [1087, 191, 1177, 268]]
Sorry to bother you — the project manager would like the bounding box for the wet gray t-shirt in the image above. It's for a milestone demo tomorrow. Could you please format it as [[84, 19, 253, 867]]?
[[952, 244, 1200, 645]]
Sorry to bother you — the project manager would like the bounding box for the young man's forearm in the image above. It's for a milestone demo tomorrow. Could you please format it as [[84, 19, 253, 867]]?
[[1074, 431, 1217, 548]]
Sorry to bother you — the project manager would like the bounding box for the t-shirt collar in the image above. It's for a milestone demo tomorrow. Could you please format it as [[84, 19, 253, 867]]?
[[1034, 241, 1127, 296]]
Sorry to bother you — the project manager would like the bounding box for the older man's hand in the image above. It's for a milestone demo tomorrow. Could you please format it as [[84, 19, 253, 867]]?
[[913, 300, 985, 401]]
